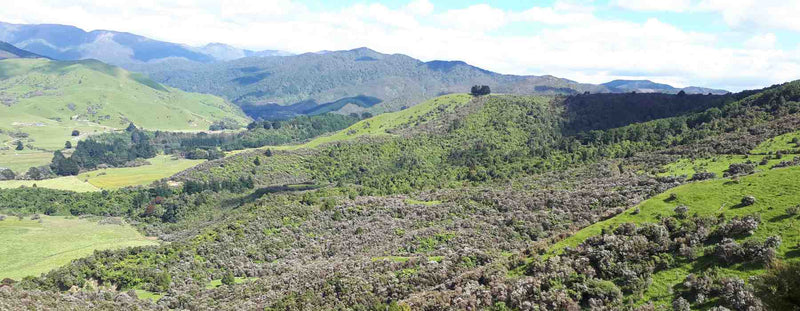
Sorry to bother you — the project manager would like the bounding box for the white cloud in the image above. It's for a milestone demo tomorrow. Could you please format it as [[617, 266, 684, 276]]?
[[0, 0, 798, 91], [697, 0, 800, 32], [436, 4, 508, 31], [744, 33, 777, 49], [612, 0, 692, 12], [406, 0, 434, 16]]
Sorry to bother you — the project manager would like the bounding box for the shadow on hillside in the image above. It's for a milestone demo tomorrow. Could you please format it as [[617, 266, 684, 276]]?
[[769, 214, 794, 222], [221, 183, 320, 208], [785, 248, 800, 259]]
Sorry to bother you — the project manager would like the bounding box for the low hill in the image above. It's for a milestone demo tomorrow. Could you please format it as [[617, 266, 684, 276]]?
[[0, 58, 249, 151]]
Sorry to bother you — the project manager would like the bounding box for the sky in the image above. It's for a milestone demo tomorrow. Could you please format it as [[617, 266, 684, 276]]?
[[2, 0, 800, 91]]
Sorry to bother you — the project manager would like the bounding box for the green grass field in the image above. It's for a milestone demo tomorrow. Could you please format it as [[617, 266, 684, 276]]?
[[750, 130, 800, 155], [0, 58, 248, 159], [0, 176, 99, 192], [77, 155, 205, 189], [549, 166, 800, 307], [0, 155, 204, 192], [0, 215, 158, 280], [0, 149, 53, 173], [658, 154, 784, 179]]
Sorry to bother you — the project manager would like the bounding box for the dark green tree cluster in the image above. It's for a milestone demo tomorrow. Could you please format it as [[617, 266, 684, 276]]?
[[470, 85, 491, 96], [60, 127, 156, 175]]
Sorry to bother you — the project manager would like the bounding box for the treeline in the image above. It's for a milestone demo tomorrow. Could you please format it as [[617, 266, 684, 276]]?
[[42, 113, 359, 177], [50, 125, 155, 176], [563, 92, 735, 133], [152, 113, 358, 153]]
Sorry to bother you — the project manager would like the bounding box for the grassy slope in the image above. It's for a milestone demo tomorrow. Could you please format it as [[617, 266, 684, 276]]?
[[550, 166, 800, 307], [0, 176, 99, 192], [76, 155, 205, 190], [750, 130, 800, 154], [275, 94, 473, 150], [658, 155, 784, 178], [0, 58, 249, 153], [0, 215, 158, 280], [0, 150, 54, 173], [0, 155, 205, 191]]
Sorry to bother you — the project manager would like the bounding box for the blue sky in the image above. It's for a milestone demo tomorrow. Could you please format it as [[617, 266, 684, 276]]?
[[2, 0, 799, 91]]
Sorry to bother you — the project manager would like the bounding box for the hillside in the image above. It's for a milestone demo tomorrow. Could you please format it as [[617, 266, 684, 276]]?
[[0, 58, 249, 152], [544, 159, 800, 309], [1, 78, 799, 310]]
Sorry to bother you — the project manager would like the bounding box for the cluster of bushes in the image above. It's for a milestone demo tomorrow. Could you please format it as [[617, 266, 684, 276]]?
[[48, 124, 155, 176], [9, 159, 680, 309]]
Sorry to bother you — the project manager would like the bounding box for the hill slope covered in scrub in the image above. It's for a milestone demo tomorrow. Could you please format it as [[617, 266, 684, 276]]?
[[1, 80, 800, 310]]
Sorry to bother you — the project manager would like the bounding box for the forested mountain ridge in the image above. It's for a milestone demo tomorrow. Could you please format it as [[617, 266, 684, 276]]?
[[135, 47, 729, 120]]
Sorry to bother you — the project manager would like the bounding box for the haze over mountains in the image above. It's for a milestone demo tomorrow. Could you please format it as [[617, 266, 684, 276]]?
[[0, 22, 291, 65], [0, 22, 729, 119]]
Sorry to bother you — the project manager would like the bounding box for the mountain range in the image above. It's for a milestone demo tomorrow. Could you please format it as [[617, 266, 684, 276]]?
[[0, 22, 729, 119], [0, 22, 291, 66]]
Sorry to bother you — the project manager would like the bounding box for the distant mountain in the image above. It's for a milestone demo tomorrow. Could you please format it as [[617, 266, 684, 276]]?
[[0, 58, 248, 151], [0, 22, 289, 66], [131, 47, 607, 119], [193, 43, 293, 62], [602, 79, 729, 95], [0, 41, 44, 59]]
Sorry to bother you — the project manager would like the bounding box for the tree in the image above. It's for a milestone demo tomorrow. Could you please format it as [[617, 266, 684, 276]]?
[[0, 168, 15, 181], [71, 130, 80, 136], [265, 148, 273, 157], [65, 141, 72, 149], [253, 157, 261, 166], [125, 122, 138, 132], [470, 85, 491, 96], [15, 141, 23, 150], [51, 151, 79, 176], [755, 261, 800, 311], [361, 112, 373, 119], [221, 271, 236, 286]]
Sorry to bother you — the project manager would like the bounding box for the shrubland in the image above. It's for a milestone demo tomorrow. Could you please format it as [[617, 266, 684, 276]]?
[[3, 81, 800, 310]]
